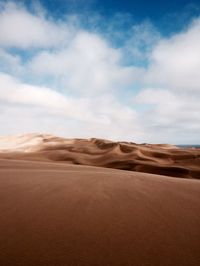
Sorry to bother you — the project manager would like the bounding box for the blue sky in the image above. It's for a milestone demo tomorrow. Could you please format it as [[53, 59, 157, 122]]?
[[23, 0, 200, 18], [0, 0, 200, 143]]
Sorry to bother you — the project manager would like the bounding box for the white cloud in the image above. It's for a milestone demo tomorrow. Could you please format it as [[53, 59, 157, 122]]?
[[135, 87, 200, 143], [0, 72, 100, 122], [0, 2, 70, 48], [0, 72, 141, 141], [29, 31, 142, 94], [0, 103, 141, 141], [131, 18, 200, 143], [135, 88, 177, 105], [146, 18, 200, 92]]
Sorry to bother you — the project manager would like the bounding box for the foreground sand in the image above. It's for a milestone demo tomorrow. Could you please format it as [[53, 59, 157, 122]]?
[[0, 158, 200, 266], [0, 133, 200, 178]]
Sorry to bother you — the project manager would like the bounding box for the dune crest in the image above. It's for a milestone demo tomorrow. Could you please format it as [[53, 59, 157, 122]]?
[[0, 133, 199, 179]]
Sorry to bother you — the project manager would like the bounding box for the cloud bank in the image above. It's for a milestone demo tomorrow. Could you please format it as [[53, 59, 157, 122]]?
[[0, 1, 199, 144]]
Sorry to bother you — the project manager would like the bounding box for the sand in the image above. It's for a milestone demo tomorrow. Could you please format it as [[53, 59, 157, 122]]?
[[0, 134, 200, 266], [0, 133, 199, 178]]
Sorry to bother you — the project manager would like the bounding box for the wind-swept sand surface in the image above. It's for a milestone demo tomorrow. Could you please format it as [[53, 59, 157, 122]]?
[[0, 133, 199, 178], [0, 159, 200, 266], [0, 134, 200, 265]]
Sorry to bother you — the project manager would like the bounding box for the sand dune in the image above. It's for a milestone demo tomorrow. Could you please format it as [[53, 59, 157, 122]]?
[[0, 134, 200, 265], [0, 159, 200, 266], [0, 133, 199, 178]]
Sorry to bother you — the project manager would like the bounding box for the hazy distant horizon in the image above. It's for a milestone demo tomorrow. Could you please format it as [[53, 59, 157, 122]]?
[[0, 131, 199, 147]]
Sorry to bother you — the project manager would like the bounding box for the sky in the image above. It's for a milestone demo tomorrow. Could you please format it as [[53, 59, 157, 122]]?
[[0, 0, 200, 144]]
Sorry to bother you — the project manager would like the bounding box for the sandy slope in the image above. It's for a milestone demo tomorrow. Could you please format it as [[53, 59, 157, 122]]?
[[0, 134, 200, 265], [0, 133, 199, 178], [0, 159, 200, 266]]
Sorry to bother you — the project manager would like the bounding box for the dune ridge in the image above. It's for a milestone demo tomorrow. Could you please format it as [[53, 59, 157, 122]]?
[[0, 133, 199, 179]]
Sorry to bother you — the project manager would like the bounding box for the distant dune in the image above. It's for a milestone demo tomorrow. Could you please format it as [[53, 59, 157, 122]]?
[[0, 133, 199, 178]]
